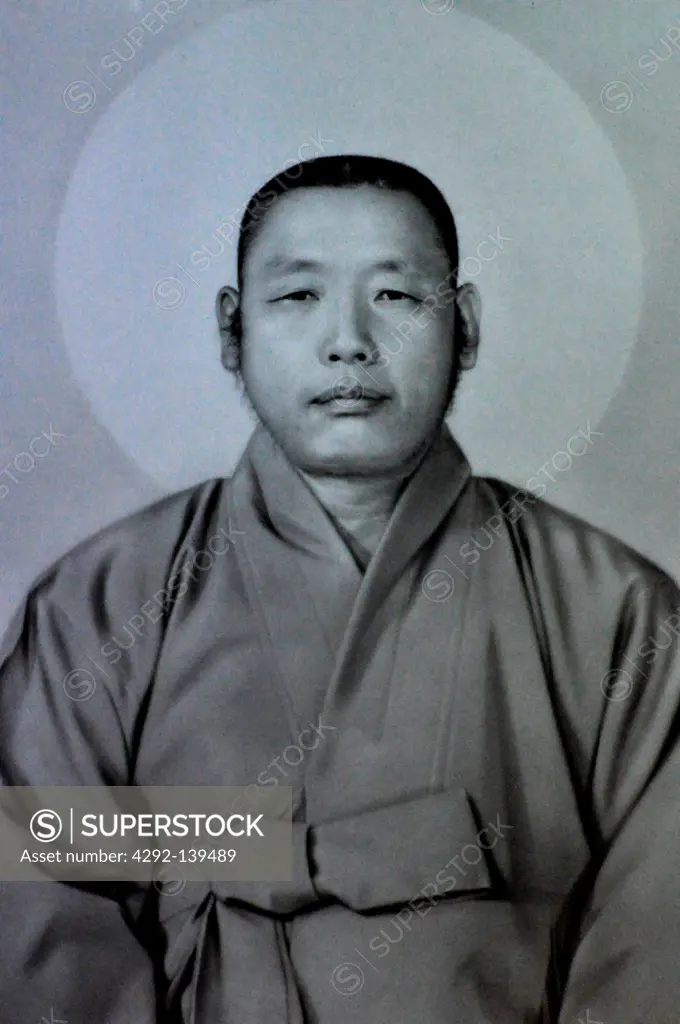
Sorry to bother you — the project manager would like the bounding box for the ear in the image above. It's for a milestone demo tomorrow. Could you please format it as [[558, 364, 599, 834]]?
[[215, 285, 241, 373], [454, 282, 481, 371]]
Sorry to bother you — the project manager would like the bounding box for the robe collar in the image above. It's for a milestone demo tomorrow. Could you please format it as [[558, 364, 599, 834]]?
[[245, 422, 472, 587], [229, 422, 472, 741]]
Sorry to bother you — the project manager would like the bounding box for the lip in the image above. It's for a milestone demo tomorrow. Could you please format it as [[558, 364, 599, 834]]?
[[311, 395, 391, 419], [312, 385, 391, 404], [315, 395, 389, 416]]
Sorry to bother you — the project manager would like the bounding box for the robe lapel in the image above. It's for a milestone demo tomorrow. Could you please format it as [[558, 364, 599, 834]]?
[[315, 428, 472, 723], [229, 424, 474, 822], [304, 432, 475, 818], [229, 426, 362, 733]]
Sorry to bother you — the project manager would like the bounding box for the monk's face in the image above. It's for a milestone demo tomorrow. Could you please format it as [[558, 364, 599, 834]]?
[[231, 186, 473, 478]]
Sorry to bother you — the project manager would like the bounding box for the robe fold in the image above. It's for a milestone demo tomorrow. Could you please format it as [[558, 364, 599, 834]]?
[[1, 424, 679, 1023]]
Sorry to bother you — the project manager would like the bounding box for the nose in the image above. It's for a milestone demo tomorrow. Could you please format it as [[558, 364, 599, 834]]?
[[319, 294, 379, 367]]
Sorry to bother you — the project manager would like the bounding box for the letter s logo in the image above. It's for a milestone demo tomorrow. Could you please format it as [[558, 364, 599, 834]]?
[[30, 809, 63, 842]]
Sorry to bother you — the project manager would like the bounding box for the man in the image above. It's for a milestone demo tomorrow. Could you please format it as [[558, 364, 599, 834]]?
[[0, 154, 678, 1023]]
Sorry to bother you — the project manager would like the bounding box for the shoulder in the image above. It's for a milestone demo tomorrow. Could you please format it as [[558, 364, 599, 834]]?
[[474, 475, 678, 601], [29, 477, 233, 603]]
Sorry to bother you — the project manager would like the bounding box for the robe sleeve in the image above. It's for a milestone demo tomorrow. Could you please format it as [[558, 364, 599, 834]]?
[[0, 509, 185, 1024], [557, 570, 680, 1022]]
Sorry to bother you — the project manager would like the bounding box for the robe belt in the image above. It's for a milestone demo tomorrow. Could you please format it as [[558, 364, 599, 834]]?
[[158, 788, 493, 1021], [159, 787, 491, 924]]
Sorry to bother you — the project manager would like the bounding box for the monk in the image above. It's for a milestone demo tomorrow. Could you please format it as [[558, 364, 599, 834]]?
[[1, 154, 679, 1023]]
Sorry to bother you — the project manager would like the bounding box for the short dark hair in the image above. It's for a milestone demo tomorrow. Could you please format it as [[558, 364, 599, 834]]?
[[236, 154, 460, 293]]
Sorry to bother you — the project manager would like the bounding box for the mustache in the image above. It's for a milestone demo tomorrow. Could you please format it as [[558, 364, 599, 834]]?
[[312, 376, 392, 404]]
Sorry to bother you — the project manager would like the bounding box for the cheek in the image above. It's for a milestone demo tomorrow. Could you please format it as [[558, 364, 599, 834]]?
[[394, 326, 455, 380], [241, 331, 295, 386]]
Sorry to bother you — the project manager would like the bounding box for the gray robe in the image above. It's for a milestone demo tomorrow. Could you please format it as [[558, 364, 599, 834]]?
[[1, 425, 679, 1022]]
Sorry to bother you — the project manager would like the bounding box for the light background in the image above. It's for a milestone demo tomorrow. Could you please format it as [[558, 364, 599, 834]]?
[[1, 0, 679, 635]]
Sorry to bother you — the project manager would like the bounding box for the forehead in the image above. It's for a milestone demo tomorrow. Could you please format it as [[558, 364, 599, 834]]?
[[244, 186, 450, 276]]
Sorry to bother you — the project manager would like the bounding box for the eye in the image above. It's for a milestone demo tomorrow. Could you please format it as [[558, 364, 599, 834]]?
[[270, 289, 318, 304], [375, 289, 420, 303]]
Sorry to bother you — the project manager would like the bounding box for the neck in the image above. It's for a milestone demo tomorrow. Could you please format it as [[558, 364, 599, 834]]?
[[296, 435, 441, 523], [299, 472, 408, 523]]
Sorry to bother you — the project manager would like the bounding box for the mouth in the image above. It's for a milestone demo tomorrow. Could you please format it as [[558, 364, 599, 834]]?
[[311, 382, 391, 417], [312, 380, 391, 407]]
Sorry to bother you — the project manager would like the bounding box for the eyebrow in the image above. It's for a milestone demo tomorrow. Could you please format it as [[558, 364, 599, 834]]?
[[260, 257, 325, 277], [260, 256, 437, 278]]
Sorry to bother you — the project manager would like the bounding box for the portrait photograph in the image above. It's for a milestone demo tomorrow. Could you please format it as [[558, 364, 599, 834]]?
[[1, 1, 680, 1021]]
